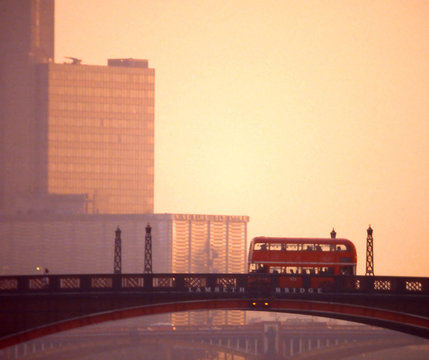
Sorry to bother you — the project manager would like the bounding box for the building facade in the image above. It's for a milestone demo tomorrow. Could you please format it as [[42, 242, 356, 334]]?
[[169, 214, 248, 326], [36, 60, 155, 214], [171, 214, 247, 273], [0, 213, 248, 275]]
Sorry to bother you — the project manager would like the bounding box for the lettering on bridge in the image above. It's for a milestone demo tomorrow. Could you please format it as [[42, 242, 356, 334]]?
[[186, 286, 323, 294], [275, 287, 323, 294], [188, 287, 246, 293]]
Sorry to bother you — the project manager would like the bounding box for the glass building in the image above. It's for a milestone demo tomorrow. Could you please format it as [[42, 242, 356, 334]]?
[[171, 214, 247, 273], [169, 214, 248, 326], [36, 60, 155, 214]]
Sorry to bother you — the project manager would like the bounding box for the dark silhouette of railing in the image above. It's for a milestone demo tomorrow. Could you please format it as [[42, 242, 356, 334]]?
[[1, 273, 428, 295]]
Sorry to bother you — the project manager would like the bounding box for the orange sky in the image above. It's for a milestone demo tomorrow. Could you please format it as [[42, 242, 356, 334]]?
[[55, 0, 429, 276]]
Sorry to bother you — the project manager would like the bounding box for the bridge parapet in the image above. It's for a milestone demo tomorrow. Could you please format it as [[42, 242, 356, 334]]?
[[0, 273, 428, 296]]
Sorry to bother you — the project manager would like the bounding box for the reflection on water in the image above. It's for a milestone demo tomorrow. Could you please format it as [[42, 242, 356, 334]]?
[[2, 315, 429, 360], [344, 344, 429, 360]]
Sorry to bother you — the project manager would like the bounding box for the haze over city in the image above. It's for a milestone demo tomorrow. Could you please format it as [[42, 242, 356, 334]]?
[[1, 2, 429, 359], [55, 0, 429, 277]]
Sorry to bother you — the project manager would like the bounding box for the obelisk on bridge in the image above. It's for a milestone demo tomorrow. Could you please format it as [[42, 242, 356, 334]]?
[[366, 225, 374, 276], [114, 226, 122, 274], [144, 224, 153, 273]]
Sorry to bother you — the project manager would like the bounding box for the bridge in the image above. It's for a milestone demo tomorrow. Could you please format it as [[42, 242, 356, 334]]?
[[1, 273, 428, 351]]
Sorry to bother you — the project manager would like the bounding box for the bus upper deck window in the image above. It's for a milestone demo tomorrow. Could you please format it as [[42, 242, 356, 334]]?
[[319, 244, 331, 252], [336, 244, 349, 251], [254, 243, 268, 250], [286, 244, 298, 251], [270, 266, 284, 274], [286, 266, 299, 274]]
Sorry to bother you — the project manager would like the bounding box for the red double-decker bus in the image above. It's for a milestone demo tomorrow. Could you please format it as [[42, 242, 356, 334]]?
[[248, 237, 357, 289]]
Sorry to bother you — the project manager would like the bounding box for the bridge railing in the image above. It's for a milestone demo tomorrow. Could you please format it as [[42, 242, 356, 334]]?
[[0, 274, 428, 296], [339, 276, 428, 293]]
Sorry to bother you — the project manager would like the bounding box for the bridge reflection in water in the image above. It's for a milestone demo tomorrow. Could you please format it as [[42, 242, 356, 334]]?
[[0, 273, 428, 353], [2, 320, 427, 360]]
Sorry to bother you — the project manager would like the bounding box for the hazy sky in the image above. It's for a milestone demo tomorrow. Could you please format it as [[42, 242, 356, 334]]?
[[55, 0, 429, 276]]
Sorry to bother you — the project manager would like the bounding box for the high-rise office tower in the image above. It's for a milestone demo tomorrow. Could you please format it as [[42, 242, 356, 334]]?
[[36, 60, 155, 214], [0, 0, 55, 215], [0, 1, 154, 214]]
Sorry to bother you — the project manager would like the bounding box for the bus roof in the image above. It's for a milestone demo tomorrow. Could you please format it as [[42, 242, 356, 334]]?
[[251, 236, 355, 246]]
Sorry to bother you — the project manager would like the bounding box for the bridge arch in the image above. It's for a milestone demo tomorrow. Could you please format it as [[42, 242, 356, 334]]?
[[2, 297, 427, 349]]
